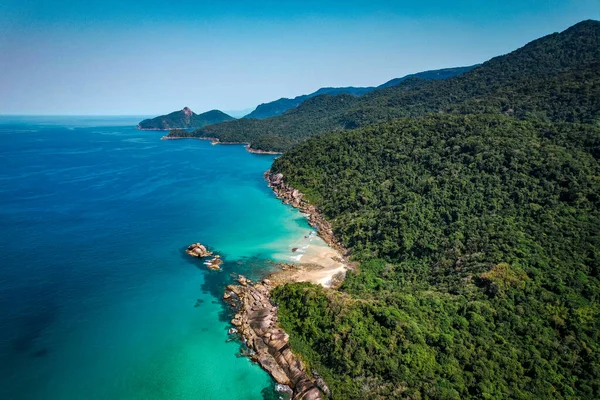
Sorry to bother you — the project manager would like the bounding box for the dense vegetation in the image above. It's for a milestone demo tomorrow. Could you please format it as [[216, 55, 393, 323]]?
[[244, 65, 477, 119], [244, 86, 373, 119], [376, 65, 478, 89], [271, 115, 600, 399], [171, 20, 599, 151], [138, 107, 234, 130]]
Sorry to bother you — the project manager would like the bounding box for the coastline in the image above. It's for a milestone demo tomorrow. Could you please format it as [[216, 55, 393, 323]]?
[[224, 276, 329, 400], [219, 171, 352, 399], [161, 135, 283, 155], [137, 126, 170, 131], [265, 171, 349, 256]]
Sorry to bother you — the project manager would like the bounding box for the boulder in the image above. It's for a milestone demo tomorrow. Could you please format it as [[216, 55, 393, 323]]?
[[205, 257, 223, 271], [270, 173, 284, 186], [186, 243, 213, 258], [313, 371, 332, 398]]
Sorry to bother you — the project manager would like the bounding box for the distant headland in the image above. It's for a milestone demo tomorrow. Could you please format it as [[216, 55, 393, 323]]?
[[137, 107, 235, 130]]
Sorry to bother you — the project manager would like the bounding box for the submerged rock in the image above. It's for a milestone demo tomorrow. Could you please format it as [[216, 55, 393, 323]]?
[[194, 298, 205, 307]]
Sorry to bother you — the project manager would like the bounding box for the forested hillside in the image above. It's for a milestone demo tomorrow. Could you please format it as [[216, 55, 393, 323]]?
[[376, 65, 478, 89], [270, 114, 600, 399], [167, 20, 600, 151]]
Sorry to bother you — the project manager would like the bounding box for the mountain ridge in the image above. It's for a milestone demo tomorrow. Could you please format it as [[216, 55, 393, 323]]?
[[243, 65, 478, 119], [172, 19, 599, 152]]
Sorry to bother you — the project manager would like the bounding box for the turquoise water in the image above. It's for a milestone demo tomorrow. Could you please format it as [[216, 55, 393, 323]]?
[[0, 116, 315, 399]]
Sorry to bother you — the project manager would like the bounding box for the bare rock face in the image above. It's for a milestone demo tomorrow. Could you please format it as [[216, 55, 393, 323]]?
[[182, 106, 193, 117], [224, 277, 325, 399], [270, 173, 284, 187]]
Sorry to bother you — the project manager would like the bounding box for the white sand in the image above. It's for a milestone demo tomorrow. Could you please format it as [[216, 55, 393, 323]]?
[[270, 243, 346, 288]]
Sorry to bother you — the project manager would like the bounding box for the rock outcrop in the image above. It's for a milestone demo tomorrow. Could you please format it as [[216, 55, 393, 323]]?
[[186, 243, 223, 270], [266, 172, 347, 257], [224, 276, 328, 400], [186, 243, 212, 258]]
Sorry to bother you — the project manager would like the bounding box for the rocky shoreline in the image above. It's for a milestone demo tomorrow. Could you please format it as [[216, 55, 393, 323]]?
[[160, 135, 283, 155], [224, 275, 329, 400], [265, 172, 348, 257]]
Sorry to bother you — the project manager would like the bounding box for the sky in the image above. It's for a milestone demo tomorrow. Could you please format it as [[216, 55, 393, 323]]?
[[0, 0, 599, 116]]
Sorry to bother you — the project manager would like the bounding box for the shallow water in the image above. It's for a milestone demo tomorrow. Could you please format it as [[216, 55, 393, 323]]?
[[0, 116, 319, 399]]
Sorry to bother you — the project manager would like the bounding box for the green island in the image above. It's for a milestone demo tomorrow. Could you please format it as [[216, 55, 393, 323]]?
[[260, 20, 598, 399], [138, 107, 234, 130]]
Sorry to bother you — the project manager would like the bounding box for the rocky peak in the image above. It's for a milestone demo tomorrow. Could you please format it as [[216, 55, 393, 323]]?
[[182, 107, 193, 116]]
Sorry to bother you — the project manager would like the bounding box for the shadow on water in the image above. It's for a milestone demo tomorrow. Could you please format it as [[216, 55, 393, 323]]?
[[0, 287, 57, 360], [29, 348, 49, 358], [10, 309, 55, 358]]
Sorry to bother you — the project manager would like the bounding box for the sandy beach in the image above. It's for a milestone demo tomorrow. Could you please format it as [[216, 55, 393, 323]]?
[[271, 233, 348, 288]]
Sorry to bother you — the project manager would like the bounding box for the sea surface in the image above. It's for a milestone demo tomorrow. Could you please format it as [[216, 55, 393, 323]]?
[[0, 116, 319, 400]]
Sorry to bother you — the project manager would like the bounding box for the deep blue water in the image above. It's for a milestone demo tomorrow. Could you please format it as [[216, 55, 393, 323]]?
[[0, 117, 316, 399]]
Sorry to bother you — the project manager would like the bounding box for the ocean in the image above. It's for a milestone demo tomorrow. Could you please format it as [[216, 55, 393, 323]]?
[[0, 116, 318, 399]]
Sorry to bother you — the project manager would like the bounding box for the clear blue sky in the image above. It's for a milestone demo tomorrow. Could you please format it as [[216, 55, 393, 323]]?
[[1, 0, 598, 115]]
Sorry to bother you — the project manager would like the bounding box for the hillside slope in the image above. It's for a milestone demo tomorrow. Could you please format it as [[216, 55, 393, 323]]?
[[270, 114, 600, 399], [377, 65, 478, 89]]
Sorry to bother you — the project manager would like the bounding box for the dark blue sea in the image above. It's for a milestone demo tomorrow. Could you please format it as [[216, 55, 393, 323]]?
[[0, 116, 317, 399]]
